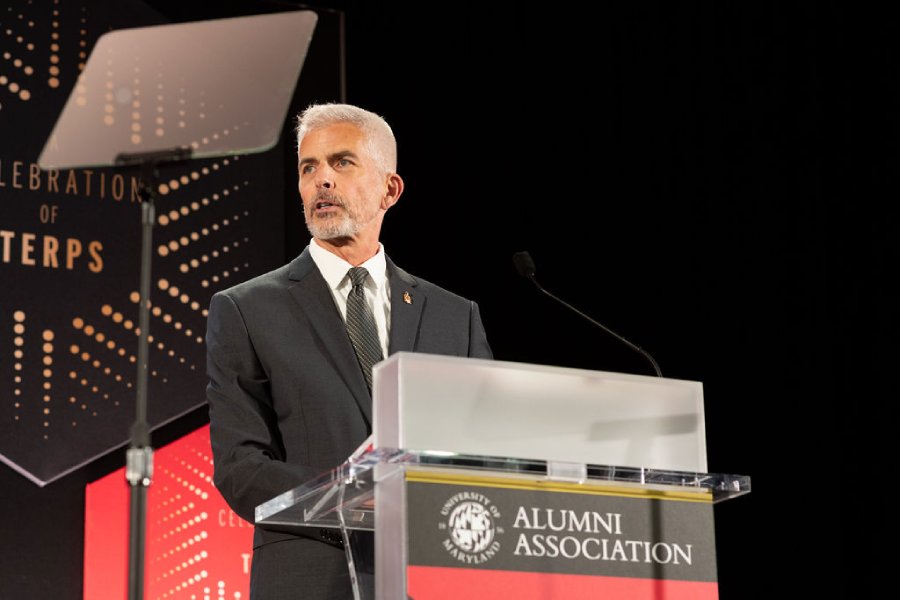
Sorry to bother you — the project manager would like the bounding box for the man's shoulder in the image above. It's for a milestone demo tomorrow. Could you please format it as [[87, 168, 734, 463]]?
[[395, 266, 473, 306], [212, 261, 294, 302]]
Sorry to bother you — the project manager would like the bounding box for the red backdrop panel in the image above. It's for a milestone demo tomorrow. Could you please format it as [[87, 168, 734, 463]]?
[[84, 424, 253, 599]]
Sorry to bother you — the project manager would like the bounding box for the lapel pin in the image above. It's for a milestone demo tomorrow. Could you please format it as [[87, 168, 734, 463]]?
[[403, 291, 413, 304]]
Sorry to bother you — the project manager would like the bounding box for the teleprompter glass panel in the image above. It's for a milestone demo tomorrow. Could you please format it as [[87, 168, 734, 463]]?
[[38, 10, 317, 169]]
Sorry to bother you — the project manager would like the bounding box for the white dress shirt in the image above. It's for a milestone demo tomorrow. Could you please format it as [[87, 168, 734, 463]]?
[[308, 239, 391, 359]]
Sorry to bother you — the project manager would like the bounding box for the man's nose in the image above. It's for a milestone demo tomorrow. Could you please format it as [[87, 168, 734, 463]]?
[[315, 167, 334, 189]]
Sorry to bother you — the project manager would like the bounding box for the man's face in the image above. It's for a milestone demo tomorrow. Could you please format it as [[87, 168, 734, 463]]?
[[297, 122, 387, 241]]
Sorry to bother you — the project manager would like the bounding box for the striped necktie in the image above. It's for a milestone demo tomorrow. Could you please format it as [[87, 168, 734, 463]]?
[[345, 266, 383, 391]]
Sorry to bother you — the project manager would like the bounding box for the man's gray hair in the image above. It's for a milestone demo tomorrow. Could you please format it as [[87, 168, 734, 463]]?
[[295, 103, 397, 173]]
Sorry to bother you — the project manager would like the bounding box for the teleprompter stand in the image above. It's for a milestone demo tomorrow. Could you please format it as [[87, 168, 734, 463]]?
[[37, 11, 320, 599], [116, 148, 192, 600]]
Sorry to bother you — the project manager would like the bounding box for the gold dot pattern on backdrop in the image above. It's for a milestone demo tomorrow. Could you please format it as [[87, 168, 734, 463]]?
[[10, 273, 213, 447], [127, 292, 202, 368], [126, 55, 144, 146], [77, 6, 87, 71], [48, 2, 61, 89], [151, 280, 209, 323], [156, 156, 241, 198], [72, 315, 138, 369], [160, 190, 242, 230], [32, 290, 211, 440], [140, 299, 194, 369], [68, 317, 137, 427], [68, 341, 132, 392], [201, 262, 250, 288], [41, 329, 54, 438], [128, 57, 142, 145], [11, 310, 26, 417], [159, 181, 245, 225], [149, 164, 250, 332], [66, 364, 112, 423], [188, 121, 249, 152], [156, 213, 244, 258], [0, 6, 36, 101], [152, 69, 166, 138]]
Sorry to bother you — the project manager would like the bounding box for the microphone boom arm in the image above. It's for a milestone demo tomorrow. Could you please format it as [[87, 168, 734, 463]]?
[[513, 251, 662, 377], [528, 276, 662, 377]]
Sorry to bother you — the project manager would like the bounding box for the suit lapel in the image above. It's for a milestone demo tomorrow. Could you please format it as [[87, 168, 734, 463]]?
[[387, 258, 422, 354], [286, 249, 372, 426]]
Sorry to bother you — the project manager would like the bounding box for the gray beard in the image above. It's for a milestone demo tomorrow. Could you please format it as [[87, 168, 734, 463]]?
[[304, 210, 360, 240]]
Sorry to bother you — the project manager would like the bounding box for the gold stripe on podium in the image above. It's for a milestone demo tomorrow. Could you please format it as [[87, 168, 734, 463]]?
[[404, 468, 714, 503]]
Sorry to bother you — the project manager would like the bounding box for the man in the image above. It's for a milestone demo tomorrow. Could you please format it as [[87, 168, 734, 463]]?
[[205, 103, 493, 599]]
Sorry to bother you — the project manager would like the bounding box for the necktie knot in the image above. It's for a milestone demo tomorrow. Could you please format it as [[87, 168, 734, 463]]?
[[348, 266, 369, 289]]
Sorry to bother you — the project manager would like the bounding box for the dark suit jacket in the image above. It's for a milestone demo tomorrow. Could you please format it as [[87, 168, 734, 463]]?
[[206, 247, 492, 599]]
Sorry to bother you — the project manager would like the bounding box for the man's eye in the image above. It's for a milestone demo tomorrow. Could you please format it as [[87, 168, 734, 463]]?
[[336, 158, 351, 168], [301, 165, 315, 174]]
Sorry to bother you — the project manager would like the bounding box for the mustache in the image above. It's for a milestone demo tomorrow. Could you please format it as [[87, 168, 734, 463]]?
[[313, 191, 343, 206]]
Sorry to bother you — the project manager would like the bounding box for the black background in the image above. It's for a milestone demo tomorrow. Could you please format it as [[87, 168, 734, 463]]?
[[3, 1, 895, 598]]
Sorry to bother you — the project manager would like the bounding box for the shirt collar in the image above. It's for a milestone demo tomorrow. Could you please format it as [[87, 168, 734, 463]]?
[[309, 238, 387, 291]]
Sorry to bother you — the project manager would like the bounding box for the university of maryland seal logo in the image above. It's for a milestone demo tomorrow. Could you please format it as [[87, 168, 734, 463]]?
[[438, 491, 503, 564]]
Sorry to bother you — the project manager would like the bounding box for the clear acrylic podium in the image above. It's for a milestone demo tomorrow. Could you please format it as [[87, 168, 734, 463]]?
[[256, 353, 751, 599]]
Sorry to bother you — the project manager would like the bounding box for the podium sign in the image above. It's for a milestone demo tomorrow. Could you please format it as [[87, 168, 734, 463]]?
[[384, 466, 719, 599]]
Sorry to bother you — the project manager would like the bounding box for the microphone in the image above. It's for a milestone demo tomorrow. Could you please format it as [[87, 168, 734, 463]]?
[[512, 251, 663, 377]]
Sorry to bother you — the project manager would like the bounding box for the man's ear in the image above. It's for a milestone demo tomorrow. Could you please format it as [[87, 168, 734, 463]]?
[[382, 173, 404, 210]]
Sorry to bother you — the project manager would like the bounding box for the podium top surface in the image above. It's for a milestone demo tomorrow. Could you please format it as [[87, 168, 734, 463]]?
[[38, 10, 318, 169], [255, 448, 751, 533]]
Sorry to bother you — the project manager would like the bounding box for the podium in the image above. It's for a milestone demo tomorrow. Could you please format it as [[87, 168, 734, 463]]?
[[256, 353, 750, 599]]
